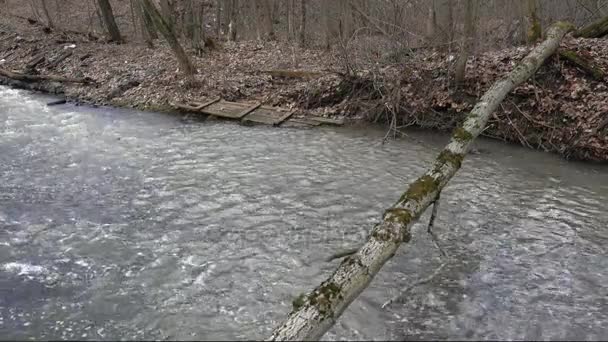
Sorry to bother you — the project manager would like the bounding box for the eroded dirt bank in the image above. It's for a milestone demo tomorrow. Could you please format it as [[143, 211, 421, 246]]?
[[1, 15, 606, 161]]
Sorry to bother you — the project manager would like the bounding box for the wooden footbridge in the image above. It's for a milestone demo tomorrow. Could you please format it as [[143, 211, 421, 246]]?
[[172, 97, 344, 128]]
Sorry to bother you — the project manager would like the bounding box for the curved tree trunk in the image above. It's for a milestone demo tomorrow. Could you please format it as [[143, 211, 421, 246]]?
[[268, 22, 574, 342], [141, 0, 196, 75], [97, 0, 123, 43]]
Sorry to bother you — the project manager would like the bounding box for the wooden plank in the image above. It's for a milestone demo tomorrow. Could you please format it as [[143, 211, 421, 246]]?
[[201, 101, 251, 118], [173, 97, 220, 112], [235, 102, 261, 119], [242, 107, 286, 125], [274, 109, 296, 126], [282, 117, 323, 127], [309, 116, 345, 126], [192, 97, 221, 110]]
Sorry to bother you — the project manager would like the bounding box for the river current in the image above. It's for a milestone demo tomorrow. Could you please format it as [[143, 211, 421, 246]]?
[[1, 87, 607, 340]]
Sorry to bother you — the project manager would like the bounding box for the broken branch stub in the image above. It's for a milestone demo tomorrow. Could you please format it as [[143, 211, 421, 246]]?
[[267, 21, 574, 342]]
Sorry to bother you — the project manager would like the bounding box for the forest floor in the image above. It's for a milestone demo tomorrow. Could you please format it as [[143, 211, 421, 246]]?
[[1, 14, 607, 162]]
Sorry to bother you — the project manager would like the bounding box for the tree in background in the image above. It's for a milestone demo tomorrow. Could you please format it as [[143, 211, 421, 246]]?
[[97, 0, 122, 42], [524, 0, 542, 43], [454, 0, 479, 86], [140, 0, 196, 76]]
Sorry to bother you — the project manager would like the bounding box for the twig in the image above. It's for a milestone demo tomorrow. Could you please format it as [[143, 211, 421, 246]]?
[[382, 192, 447, 309], [501, 103, 533, 149], [325, 248, 359, 262], [427, 192, 447, 259]]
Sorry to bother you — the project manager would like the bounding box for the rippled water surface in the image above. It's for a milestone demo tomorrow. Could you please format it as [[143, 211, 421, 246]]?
[[1, 87, 607, 340]]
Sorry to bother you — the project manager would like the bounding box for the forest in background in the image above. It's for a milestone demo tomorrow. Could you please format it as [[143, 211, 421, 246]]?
[[4, 0, 607, 51]]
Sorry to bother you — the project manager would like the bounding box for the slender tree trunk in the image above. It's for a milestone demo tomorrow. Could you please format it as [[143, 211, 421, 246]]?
[[268, 21, 574, 342], [227, 0, 237, 41], [261, 0, 275, 40], [39, 0, 54, 28], [287, 0, 294, 41], [190, 0, 205, 55], [158, 0, 175, 33], [97, 0, 123, 43], [141, 0, 196, 75], [215, 0, 221, 37], [323, 1, 337, 49], [298, 0, 306, 47], [339, 0, 352, 41], [524, 0, 542, 43], [430, 0, 453, 48], [138, 0, 157, 41], [251, 0, 261, 40], [454, 0, 478, 86]]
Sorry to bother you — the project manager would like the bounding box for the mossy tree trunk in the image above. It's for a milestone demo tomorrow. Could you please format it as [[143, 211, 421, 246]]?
[[574, 14, 608, 38], [454, 0, 479, 86], [268, 21, 574, 342], [524, 0, 542, 43], [136, 0, 157, 47], [141, 0, 196, 76], [158, 0, 175, 33], [97, 0, 122, 43]]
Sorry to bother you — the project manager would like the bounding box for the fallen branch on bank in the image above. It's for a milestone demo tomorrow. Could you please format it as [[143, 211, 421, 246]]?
[[268, 22, 574, 341], [0, 68, 93, 84], [259, 70, 326, 79], [558, 49, 605, 80], [574, 15, 608, 38]]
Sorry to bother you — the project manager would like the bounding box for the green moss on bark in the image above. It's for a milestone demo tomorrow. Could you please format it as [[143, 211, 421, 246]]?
[[453, 127, 474, 143]]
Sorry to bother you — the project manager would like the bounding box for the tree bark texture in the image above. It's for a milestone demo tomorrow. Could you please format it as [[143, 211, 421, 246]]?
[[574, 14, 608, 38], [268, 21, 574, 342], [454, 0, 478, 85], [97, 0, 123, 43], [141, 0, 196, 75]]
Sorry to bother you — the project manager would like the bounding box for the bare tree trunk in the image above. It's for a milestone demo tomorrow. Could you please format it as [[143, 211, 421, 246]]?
[[298, 0, 306, 46], [138, 0, 157, 42], [323, 1, 338, 49], [268, 21, 574, 342], [433, 0, 453, 47], [339, 0, 352, 41], [141, 0, 196, 76], [287, 0, 294, 41], [454, 0, 478, 86], [227, 0, 237, 41], [39, 0, 54, 28], [186, 0, 205, 54], [261, 0, 275, 40], [251, 0, 261, 40], [158, 0, 175, 33], [97, 0, 123, 43], [524, 0, 542, 43], [215, 0, 221, 37], [426, 3, 436, 41]]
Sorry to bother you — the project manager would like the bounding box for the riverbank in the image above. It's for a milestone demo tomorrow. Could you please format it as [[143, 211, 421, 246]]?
[[1, 14, 606, 162]]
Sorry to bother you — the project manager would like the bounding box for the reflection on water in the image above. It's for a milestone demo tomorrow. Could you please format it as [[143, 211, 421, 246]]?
[[1, 87, 607, 340]]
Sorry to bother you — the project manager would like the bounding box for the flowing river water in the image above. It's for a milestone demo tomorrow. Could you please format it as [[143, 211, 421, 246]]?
[[1, 86, 607, 340]]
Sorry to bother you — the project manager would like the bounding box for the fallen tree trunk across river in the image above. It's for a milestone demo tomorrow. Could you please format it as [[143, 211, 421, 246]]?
[[268, 21, 575, 341]]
